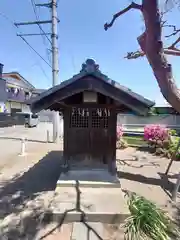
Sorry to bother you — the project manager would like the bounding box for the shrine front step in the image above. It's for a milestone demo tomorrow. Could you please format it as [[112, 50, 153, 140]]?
[[57, 169, 121, 188], [50, 187, 130, 224]]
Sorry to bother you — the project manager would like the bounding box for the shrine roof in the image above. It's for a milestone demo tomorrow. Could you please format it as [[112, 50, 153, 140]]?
[[30, 59, 154, 115]]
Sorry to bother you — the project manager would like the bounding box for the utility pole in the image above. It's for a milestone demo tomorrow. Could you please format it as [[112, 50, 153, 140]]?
[[15, 0, 60, 143], [51, 0, 60, 143]]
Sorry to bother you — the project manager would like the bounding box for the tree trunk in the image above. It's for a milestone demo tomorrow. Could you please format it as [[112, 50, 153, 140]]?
[[139, 0, 180, 112]]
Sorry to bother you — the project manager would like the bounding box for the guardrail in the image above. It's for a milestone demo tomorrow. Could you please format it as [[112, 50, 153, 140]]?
[[122, 123, 180, 129], [124, 131, 144, 137]]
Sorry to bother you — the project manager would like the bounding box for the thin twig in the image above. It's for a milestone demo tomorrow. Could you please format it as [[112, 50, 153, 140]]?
[[124, 46, 180, 59], [169, 36, 180, 49], [165, 24, 180, 37], [104, 2, 142, 31]]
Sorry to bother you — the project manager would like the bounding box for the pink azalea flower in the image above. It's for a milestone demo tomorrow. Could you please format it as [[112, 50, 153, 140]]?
[[144, 124, 170, 143]]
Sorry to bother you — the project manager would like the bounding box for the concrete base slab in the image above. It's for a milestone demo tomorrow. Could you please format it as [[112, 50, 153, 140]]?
[[57, 169, 120, 188], [72, 222, 103, 240], [71, 222, 125, 240], [51, 187, 129, 224]]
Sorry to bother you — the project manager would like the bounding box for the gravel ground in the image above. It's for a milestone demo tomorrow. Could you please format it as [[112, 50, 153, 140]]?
[[116, 147, 180, 220], [0, 140, 62, 239], [0, 131, 180, 239]]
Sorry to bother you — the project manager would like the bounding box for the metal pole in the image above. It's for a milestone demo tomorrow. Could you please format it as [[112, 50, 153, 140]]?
[[51, 0, 60, 143], [19, 137, 26, 156], [47, 130, 50, 143], [172, 172, 180, 201]]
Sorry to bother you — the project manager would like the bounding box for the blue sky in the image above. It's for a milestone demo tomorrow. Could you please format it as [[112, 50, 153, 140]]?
[[0, 0, 179, 106]]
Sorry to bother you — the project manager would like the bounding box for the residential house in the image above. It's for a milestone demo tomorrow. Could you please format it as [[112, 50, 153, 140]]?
[[1, 64, 36, 113]]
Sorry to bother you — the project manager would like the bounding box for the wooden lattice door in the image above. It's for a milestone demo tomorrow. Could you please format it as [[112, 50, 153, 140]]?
[[68, 107, 90, 155], [64, 106, 116, 164]]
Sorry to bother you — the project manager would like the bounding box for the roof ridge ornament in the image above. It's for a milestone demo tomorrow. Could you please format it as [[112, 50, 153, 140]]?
[[80, 59, 100, 73]]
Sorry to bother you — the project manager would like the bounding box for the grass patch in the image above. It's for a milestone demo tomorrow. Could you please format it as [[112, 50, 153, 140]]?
[[124, 136, 146, 147], [123, 192, 180, 240]]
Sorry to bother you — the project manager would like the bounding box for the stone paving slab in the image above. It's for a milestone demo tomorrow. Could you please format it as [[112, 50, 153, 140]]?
[[72, 222, 103, 240], [71, 222, 125, 240], [51, 187, 129, 224], [35, 223, 73, 240], [36, 222, 125, 240]]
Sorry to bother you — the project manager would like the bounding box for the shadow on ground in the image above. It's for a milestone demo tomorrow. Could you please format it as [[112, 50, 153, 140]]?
[[137, 146, 153, 153], [0, 151, 62, 239], [117, 171, 178, 199], [0, 151, 109, 239], [116, 158, 160, 168], [40, 181, 114, 240]]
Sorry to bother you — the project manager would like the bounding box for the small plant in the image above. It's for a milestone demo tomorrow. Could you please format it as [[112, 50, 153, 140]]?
[[116, 125, 124, 139], [169, 129, 178, 136], [144, 124, 174, 157], [168, 137, 180, 160], [116, 125, 128, 149], [123, 192, 180, 240], [116, 138, 128, 149]]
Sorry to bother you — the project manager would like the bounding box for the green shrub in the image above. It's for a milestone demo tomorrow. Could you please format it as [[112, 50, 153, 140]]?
[[122, 193, 180, 240], [144, 127, 179, 159], [168, 137, 180, 159], [169, 129, 178, 136]]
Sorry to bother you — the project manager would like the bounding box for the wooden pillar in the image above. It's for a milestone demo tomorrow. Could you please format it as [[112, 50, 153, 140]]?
[[108, 109, 117, 175], [62, 108, 70, 171]]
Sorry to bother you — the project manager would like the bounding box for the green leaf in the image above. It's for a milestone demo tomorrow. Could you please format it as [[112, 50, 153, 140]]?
[[123, 193, 180, 240]]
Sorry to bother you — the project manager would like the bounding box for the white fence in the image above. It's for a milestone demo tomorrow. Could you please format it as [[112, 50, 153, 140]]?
[[38, 111, 180, 130], [117, 114, 180, 131]]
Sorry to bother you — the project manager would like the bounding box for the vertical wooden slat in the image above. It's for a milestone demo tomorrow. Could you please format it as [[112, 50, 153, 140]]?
[[64, 105, 117, 171]]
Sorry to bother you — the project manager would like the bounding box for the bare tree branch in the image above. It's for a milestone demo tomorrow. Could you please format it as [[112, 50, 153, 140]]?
[[125, 51, 144, 59], [164, 24, 180, 37], [104, 0, 180, 113], [125, 47, 180, 59], [124, 21, 180, 60], [104, 2, 142, 31], [169, 36, 180, 49]]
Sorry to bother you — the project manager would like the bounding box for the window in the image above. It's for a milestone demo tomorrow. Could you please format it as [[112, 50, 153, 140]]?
[[91, 108, 110, 128], [70, 108, 89, 128], [32, 114, 38, 119]]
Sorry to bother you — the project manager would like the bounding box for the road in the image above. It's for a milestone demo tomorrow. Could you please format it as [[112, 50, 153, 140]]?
[[0, 123, 54, 169]]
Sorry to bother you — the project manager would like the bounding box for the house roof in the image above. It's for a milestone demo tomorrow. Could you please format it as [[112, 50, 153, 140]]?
[[30, 59, 155, 115], [32, 88, 46, 94], [25, 88, 46, 105], [2, 72, 35, 90]]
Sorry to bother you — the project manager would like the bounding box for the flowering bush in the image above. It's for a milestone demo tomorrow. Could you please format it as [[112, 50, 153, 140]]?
[[116, 125, 124, 140], [143, 124, 180, 158], [116, 125, 128, 149], [144, 124, 170, 144]]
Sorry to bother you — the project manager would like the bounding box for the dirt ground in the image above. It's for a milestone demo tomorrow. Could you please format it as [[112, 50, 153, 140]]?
[[0, 142, 180, 239], [0, 140, 63, 239]]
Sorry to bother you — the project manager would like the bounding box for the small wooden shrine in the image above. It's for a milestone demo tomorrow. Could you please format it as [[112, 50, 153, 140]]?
[[31, 59, 154, 174]]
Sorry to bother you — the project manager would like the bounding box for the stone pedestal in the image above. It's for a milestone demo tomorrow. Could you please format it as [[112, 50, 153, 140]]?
[[57, 169, 120, 188]]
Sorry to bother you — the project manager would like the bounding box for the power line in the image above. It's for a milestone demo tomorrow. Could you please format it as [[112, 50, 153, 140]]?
[[30, 0, 52, 45], [19, 35, 52, 67], [30, 0, 52, 64], [0, 10, 52, 68], [35, 62, 51, 81]]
